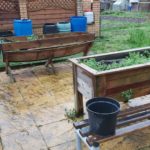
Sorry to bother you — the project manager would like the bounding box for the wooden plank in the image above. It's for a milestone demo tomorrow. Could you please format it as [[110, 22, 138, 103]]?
[[117, 112, 150, 127], [118, 103, 150, 117], [73, 119, 89, 129], [106, 80, 150, 95], [2, 41, 93, 62], [107, 84, 150, 101], [106, 69, 150, 89], [1, 34, 95, 51], [87, 120, 150, 145]]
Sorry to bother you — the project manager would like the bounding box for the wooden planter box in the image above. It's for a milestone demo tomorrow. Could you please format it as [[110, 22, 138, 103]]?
[[70, 47, 150, 115], [0, 32, 95, 82]]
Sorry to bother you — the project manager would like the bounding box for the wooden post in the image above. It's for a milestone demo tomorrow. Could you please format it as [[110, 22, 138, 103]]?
[[73, 64, 84, 116]]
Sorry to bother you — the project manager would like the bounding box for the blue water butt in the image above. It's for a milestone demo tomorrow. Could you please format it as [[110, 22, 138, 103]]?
[[14, 19, 33, 36], [70, 16, 87, 32]]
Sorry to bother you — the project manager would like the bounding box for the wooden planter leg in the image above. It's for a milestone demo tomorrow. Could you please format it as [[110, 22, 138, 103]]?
[[6, 62, 16, 82], [73, 64, 83, 116], [5, 61, 9, 74], [83, 43, 93, 56], [45, 58, 56, 74]]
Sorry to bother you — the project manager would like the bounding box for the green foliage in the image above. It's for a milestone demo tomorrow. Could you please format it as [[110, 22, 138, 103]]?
[[81, 51, 150, 71], [128, 29, 150, 47], [121, 89, 133, 103], [64, 108, 77, 122], [27, 35, 38, 41]]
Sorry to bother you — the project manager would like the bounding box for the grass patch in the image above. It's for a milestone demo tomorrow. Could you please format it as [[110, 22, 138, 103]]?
[[101, 10, 150, 18]]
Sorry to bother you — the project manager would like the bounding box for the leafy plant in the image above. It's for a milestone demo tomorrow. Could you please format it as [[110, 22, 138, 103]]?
[[81, 51, 150, 71], [27, 35, 38, 41], [121, 89, 133, 103], [64, 108, 77, 122]]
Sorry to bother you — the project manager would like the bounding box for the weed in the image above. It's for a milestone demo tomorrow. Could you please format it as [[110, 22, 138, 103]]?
[[121, 89, 133, 103], [64, 108, 77, 122]]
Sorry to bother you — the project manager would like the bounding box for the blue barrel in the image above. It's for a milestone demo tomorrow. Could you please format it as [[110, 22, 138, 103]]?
[[70, 16, 87, 32], [13, 19, 33, 36]]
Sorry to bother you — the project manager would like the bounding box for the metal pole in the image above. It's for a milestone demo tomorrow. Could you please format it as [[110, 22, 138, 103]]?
[[76, 132, 82, 150]]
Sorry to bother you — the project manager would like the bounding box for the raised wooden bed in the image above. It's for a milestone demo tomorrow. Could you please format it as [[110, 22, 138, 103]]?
[[70, 47, 150, 115], [0, 32, 95, 82]]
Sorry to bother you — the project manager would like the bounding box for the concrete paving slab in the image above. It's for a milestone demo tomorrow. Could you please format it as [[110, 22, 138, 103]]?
[[31, 102, 74, 126], [1, 126, 48, 150], [40, 119, 74, 148]]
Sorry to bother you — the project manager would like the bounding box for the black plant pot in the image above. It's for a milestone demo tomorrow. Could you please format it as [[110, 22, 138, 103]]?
[[86, 97, 120, 136], [43, 23, 58, 34], [0, 31, 13, 37]]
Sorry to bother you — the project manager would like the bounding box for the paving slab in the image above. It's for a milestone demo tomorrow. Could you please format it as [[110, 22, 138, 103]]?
[[31, 102, 74, 126], [39, 119, 74, 148], [1, 126, 48, 150]]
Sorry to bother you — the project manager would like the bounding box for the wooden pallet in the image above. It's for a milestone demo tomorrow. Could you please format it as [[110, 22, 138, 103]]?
[[73, 103, 150, 150]]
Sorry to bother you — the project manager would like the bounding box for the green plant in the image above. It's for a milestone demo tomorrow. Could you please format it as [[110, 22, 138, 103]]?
[[81, 51, 150, 71], [121, 89, 133, 103], [64, 108, 77, 122], [27, 35, 38, 41]]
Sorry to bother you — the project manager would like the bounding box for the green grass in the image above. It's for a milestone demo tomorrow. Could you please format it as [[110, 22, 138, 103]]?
[[101, 10, 150, 18], [92, 12, 150, 54]]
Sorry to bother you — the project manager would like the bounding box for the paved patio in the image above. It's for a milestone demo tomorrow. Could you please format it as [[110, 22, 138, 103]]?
[[0, 62, 150, 150]]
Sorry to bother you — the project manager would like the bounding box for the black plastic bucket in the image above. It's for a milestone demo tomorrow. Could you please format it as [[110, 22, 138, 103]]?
[[43, 23, 58, 34], [86, 97, 120, 136]]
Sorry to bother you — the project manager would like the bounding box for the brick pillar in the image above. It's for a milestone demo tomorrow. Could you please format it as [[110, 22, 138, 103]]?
[[77, 0, 83, 16], [92, 0, 100, 36], [19, 0, 28, 19], [77, 0, 100, 37]]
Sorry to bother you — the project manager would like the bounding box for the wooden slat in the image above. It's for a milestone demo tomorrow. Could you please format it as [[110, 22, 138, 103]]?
[[118, 103, 150, 117], [73, 119, 89, 129], [87, 120, 150, 145], [2, 41, 93, 62], [117, 112, 150, 127], [1, 34, 95, 51]]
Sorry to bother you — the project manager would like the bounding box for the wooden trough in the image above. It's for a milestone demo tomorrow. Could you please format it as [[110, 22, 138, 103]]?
[[70, 47, 150, 115], [0, 32, 95, 82]]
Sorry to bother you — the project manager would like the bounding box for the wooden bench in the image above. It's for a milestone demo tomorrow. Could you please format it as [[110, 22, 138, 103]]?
[[73, 103, 150, 150], [0, 32, 95, 82]]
